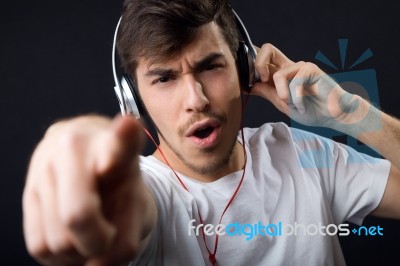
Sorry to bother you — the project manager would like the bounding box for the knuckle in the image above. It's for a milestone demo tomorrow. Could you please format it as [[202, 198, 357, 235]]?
[[303, 62, 316, 70], [57, 129, 85, 150], [254, 60, 264, 70], [280, 95, 289, 103], [45, 119, 72, 138], [261, 43, 274, 52], [26, 238, 51, 260], [43, 121, 86, 152], [60, 203, 95, 230], [126, 240, 141, 259], [46, 115, 109, 139], [47, 237, 74, 256], [272, 71, 283, 81], [45, 122, 63, 136], [50, 132, 87, 167]]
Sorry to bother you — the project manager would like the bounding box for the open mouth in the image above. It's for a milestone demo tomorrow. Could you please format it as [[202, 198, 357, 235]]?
[[193, 126, 215, 139], [186, 119, 222, 148]]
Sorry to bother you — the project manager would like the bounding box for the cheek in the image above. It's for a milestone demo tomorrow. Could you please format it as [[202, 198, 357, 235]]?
[[207, 68, 241, 103], [138, 89, 173, 134], [147, 100, 175, 133], [221, 76, 241, 110], [223, 71, 243, 125]]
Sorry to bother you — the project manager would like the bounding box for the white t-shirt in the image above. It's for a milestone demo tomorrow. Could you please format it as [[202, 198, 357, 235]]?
[[130, 123, 390, 266]]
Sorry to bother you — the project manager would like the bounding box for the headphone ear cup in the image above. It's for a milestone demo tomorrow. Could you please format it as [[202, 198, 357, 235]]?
[[237, 41, 250, 92], [122, 73, 146, 117]]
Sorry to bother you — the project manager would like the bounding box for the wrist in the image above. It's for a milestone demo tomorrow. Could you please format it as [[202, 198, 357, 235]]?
[[330, 95, 382, 138]]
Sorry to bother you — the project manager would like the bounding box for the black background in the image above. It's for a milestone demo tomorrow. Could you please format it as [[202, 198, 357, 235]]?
[[2, 0, 400, 265]]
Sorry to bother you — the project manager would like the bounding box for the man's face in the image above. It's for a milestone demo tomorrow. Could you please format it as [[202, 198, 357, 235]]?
[[136, 22, 242, 180]]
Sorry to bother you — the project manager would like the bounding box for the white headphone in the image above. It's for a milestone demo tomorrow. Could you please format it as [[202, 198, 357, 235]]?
[[112, 9, 259, 118]]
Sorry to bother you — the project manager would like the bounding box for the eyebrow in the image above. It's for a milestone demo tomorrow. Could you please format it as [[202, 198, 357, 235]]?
[[145, 52, 225, 77]]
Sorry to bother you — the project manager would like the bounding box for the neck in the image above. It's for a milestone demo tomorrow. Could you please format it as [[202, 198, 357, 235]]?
[[153, 141, 245, 183]]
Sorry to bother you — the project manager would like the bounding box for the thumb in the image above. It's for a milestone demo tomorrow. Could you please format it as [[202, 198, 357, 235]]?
[[252, 81, 277, 101], [252, 82, 290, 116]]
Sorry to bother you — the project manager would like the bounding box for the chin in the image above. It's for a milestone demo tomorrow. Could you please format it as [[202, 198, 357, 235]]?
[[183, 149, 233, 176]]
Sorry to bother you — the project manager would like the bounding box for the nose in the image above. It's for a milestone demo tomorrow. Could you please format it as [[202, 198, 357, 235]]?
[[182, 75, 209, 113]]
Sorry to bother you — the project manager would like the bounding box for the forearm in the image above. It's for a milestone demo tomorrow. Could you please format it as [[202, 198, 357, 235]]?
[[141, 184, 157, 245], [351, 99, 400, 219], [341, 97, 400, 168], [136, 180, 157, 254]]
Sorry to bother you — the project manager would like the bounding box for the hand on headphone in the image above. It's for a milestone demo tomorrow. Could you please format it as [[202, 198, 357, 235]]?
[[250, 43, 369, 134], [23, 115, 156, 266]]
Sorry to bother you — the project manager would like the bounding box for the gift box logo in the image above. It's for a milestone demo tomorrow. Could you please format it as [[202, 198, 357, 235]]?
[[291, 39, 381, 160]]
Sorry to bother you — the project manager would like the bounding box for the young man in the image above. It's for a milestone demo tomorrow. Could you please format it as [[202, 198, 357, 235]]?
[[23, 0, 400, 265]]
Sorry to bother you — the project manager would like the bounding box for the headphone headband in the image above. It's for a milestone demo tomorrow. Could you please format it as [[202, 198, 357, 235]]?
[[112, 8, 258, 117], [232, 10, 258, 71]]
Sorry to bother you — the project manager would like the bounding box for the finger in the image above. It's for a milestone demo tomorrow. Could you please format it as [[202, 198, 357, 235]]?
[[255, 43, 294, 83], [39, 167, 70, 255], [26, 193, 83, 266], [23, 188, 51, 265], [38, 167, 85, 265], [55, 133, 116, 257], [272, 61, 306, 104], [288, 80, 319, 115], [113, 115, 142, 143], [95, 115, 144, 177], [289, 83, 308, 114], [252, 82, 290, 115], [24, 143, 54, 264], [86, 213, 142, 266], [288, 62, 324, 114], [86, 184, 146, 266], [55, 116, 142, 257]]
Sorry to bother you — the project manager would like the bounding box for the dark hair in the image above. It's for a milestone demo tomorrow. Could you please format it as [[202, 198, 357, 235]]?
[[116, 0, 239, 80]]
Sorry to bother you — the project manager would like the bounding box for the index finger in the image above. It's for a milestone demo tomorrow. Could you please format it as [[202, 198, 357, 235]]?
[[55, 115, 143, 257], [255, 43, 294, 82]]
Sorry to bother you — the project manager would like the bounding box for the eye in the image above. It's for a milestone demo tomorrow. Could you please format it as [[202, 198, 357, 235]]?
[[204, 64, 216, 71], [152, 76, 171, 85], [201, 63, 224, 73], [159, 76, 170, 83]]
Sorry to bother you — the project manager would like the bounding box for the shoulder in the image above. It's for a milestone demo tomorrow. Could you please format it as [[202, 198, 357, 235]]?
[[243, 122, 320, 150], [243, 122, 293, 143], [243, 122, 335, 150], [242, 122, 340, 167]]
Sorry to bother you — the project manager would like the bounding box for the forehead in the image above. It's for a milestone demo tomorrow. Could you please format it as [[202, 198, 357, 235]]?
[[137, 22, 231, 71]]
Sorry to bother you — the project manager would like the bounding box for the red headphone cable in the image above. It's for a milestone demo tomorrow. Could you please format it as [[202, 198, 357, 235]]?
[[140, 92, 251, 266]]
